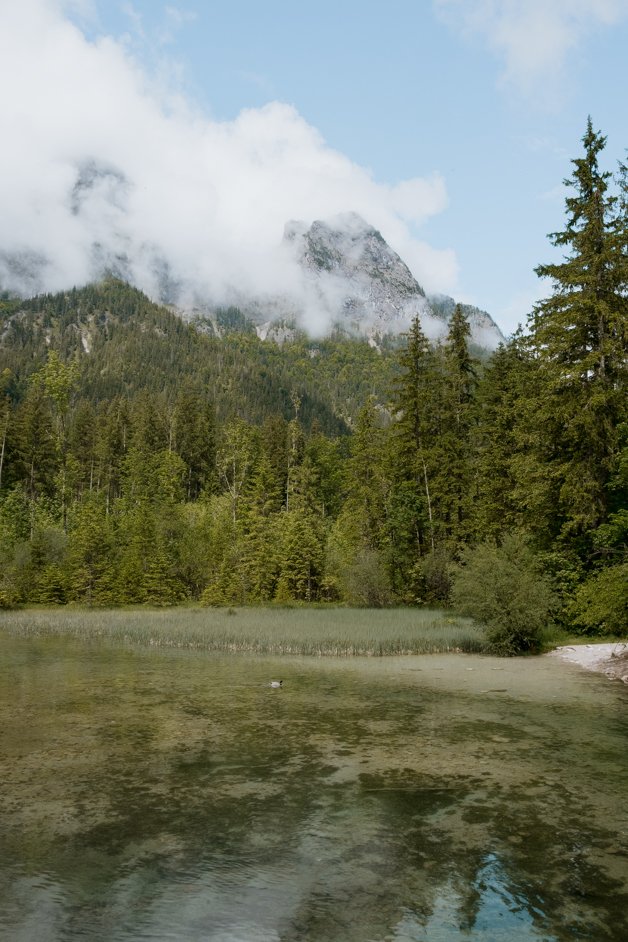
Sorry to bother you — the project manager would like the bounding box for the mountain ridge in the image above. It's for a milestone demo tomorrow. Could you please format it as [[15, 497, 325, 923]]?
[[182, 213, 504, 350], [1, 207, 504, 350]]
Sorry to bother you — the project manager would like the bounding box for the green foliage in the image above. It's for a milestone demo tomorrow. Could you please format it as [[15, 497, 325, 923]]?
[[410, 549, 453, 606], [472, 336, 533, 541], [0, 126, 625, 631], [451, 533, 556, 655], [340, 548, 393, 608], [0, 279, 382, 434], [529, 119, 627, 547], [64, 494, 117, 605], [274, 510, 324, 602], [569, 564, 628, 636]]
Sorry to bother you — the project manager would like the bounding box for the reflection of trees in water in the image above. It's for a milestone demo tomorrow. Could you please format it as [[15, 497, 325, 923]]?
[[295, 767, 628, 942], [2, 646, 628, 941]]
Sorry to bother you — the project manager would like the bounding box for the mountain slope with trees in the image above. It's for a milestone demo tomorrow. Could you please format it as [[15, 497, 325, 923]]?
[[0, 121, 625, 648]]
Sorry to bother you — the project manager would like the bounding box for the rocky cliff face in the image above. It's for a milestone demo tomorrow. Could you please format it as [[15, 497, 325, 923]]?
[[427, 294, 504, 351], [283, 212, 435, 337], [282, 212, 504, 348], [1, 190, 504, 350]]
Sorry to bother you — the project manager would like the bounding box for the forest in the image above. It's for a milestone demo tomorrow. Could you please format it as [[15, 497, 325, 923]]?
[[0, 122, 625, 650]]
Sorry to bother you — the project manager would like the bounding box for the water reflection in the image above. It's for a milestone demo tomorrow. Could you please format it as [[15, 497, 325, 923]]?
[[0, 633, 627, 941]]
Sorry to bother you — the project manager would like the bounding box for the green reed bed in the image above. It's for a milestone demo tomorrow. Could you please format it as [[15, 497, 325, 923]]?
[[0, 607, 487, 656]]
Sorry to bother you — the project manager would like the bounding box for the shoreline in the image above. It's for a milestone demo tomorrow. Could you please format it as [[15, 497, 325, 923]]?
[[547, 642, 628, 684]]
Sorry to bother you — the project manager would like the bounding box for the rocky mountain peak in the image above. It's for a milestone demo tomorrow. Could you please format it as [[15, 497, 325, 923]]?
[[281, 213, 504, 348], [283, 212, 435, 338]]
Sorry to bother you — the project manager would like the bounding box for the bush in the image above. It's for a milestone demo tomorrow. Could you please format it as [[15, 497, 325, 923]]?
[[410, 549, 453, 605], [569, 563, 628, 636], [0, 589, 16, 610], [451, 532, 555, 655], [342, 549, 392, 608]]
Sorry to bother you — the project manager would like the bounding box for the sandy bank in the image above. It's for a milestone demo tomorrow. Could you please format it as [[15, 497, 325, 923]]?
[[547, 642, 628, 684]]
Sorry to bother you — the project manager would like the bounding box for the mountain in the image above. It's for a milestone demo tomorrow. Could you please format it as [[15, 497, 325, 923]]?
[[427, 294, 505, 352], [292, 213, 504, 348], [0, 281, 398, 430], [219, 212, 503, 349], [1, 200, 504, 350], [283, 212, 435, 337]]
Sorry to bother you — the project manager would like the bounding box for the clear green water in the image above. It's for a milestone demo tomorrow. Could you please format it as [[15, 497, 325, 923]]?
[[0, 632, 626, 941]]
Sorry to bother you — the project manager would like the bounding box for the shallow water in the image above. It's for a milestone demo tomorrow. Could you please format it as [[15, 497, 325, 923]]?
[[0, 632, 627, 941]]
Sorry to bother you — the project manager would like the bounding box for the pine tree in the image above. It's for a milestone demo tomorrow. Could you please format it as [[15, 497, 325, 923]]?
[[95, 398, 130, 512], [473, 336, 533, 541], [0, 369, 13, 492], [391, 316, 438, 558], [216, 420, 259, 523], [64, 494, 116, 605], [12, 381, 57, 506], [40, 352, 79, 528], [67, 399, 97, 501], [348, 396, 389, 548], [440, 304, 477, 546], [530, 119, 627, 548], [275, 510, 324, 602], [173, 386, 216, 499]]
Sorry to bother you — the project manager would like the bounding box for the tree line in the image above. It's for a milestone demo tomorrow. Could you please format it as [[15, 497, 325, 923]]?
[[0, 121, 625, 640]]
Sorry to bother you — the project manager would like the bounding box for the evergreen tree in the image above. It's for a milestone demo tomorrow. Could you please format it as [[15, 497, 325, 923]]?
[[216, 420, 259, 523], [391, 316, 438, 558], [12, 380, 57, 507], [275, 510, 324, 602], [530, 119, 627, 549], [440, 304, 477, 546], [0, 368, 13, 491], [473, 336, 532, 541], [348, 396, 389, 549], [173, 386, 216, 499], [67, 399, 98, 501], [64, 494, 116, 605], [95, 398, 130, 511], [114, 498, 156, 604], [285, 414, 305, 511], [303, 430, 345, 520]]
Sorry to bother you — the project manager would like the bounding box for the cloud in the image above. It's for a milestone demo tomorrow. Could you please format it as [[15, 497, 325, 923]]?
[[434, 0, 628, 97], [0, 0, 457, 332], [389, 174, 448, 224]]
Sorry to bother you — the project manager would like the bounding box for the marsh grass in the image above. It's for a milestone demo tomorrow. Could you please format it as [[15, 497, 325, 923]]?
[[0, 607, 487, 656]]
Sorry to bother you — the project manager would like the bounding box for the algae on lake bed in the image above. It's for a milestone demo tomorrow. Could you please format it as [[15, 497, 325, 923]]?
[[0, 631, 627, 942]]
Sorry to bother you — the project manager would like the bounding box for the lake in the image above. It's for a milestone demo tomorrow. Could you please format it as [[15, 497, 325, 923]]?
[[1, 630, 627, 941]]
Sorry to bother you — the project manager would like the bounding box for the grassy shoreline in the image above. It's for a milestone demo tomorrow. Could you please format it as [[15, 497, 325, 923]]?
[[0, 606, 488, 656]]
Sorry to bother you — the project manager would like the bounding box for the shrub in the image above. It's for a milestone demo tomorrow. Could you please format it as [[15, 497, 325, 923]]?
[[342, 548, 392, 608], [451, 532, 555, 655], [410, 549, 453, 605], [0, 589, 16, 610], [569, 564, 628, 636]]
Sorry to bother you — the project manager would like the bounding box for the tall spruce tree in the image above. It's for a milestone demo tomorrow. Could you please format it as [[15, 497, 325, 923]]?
[[0, 369, 12, 491], [473, 336, 534, 541], [440, 304, 477, 546], [391, 316, 437, 557], [530, 118, 627, 550]]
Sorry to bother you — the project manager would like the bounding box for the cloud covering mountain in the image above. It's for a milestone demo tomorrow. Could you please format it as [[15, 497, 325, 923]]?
[[0, 0, 459, 335]]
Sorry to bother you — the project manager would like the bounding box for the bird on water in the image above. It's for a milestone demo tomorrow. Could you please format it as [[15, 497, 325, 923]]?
[[269, 680, 283, 688]]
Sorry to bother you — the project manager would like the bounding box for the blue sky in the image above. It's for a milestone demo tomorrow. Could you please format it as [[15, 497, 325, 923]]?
[[1, 1, 626, 334]]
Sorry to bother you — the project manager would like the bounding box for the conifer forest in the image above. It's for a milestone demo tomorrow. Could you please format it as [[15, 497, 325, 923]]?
[[0, 123, 626, 645]]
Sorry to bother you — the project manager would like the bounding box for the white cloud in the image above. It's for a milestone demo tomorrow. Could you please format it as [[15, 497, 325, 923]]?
[[389, 174, 448, 224], [0, 0, 458, 331], [434, 0, 628, 96]]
